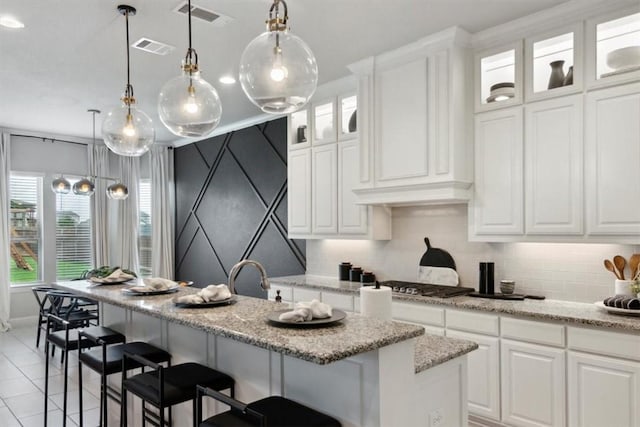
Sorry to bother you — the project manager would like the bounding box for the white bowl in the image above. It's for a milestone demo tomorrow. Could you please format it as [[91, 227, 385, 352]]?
[[607, 46, 640, 71]]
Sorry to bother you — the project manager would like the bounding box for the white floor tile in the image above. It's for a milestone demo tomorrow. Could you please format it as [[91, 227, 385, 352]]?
[[5, 349, 46, 367], [0, 377, 39, 399], [69, 406, 121, 427], [50, 389, 100, 415], [19, 408, 77, 427], [18, 360, 62, 380], [0, 406, 21, 427], [32, 374, 80, 395], [3, 390, 56, 418], [0, 363, 25, 381]]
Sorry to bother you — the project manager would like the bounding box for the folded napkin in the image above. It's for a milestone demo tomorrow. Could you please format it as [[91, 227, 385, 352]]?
[[143, 277, 178, 291], [278, 299, 333, 322], [176, 284, 232, 305], [90, 268, 136, 283], [604, 296, 640, 310]]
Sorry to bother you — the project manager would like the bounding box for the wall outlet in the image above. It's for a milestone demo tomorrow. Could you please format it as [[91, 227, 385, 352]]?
[[429, 409, 444, 427]]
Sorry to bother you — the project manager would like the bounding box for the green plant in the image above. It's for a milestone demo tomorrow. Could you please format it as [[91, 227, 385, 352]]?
[[630, 280, 640, 296]]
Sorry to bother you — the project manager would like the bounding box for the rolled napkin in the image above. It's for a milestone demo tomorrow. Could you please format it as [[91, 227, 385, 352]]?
[[176, 284, 232, 305], [278, 307, 313, 322], [143, 277, 177, 291], [90, 268, 136, 283], [603, 296, 640, 310], [278, 299, 333, 322]]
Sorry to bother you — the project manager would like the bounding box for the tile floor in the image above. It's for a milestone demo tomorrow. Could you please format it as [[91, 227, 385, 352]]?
[[0, 323, 113, 427]]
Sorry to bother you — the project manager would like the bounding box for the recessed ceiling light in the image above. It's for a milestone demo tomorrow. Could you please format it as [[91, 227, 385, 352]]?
[[219, 76, 236, 85], [0, 15, 25, 29]]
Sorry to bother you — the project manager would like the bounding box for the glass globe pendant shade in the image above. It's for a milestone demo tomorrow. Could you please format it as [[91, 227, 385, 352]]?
[[239, 30, 318, 114], [51, 176, 71, 194], [73, 178, 95, 196], [107, 182, 129, 200], [102, 103, 155, 157], [158, 70, 222, 137]]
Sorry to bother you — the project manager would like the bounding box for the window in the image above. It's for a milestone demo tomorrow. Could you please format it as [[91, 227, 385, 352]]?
[[138, 179, 152, 277], [56, 178, 93, 279], [9, 174, 42, 284]]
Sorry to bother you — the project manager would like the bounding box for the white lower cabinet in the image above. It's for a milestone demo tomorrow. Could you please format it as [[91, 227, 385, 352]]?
[[501, 340, 566, 427], [446, 329, 501, 421], [568, 351, 640, 427]]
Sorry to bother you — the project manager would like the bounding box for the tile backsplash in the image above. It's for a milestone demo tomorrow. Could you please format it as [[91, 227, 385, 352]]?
[[305, 205, 640, 303]]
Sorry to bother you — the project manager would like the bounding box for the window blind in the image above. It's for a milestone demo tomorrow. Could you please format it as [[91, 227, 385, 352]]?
[[138, 179, 152, 277], [56, 178, 93, 279]]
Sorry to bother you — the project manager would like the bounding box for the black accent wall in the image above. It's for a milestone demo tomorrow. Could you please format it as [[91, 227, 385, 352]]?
[[174, 118, 306, 298]]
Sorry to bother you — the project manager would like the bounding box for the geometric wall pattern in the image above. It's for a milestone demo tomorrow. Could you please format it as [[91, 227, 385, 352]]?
[[174, 118, 306, 298]]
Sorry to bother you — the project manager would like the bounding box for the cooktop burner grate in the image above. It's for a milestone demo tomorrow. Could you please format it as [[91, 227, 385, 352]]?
[[379, 280, 475, 298]]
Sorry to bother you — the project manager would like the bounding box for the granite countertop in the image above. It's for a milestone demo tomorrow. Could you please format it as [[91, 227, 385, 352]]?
[[414, 334, 478, 374], [271, 275, 640, 333], [54, 281, 425, 365]]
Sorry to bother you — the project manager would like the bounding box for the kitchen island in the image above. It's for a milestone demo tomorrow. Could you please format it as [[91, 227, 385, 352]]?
[[54, 280, 477, 427]]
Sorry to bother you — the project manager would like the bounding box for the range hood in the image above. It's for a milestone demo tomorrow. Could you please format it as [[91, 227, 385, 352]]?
[[353, 181, 472, 207]]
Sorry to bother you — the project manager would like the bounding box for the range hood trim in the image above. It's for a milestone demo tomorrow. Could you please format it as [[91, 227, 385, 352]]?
[[353, 181, 472, 206]]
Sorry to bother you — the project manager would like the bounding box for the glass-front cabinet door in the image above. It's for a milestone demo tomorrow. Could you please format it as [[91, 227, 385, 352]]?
[[338, 94, 358, 140], [587, 8, 640, 88], [289, 108, 310, 150], [475, 42, 523, 112], [525, 24, 583, 101], [312, 99, 337, 145]]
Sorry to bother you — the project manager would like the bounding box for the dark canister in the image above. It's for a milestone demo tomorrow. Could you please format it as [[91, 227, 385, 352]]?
[[349, 266, 363, 282], [338, 262, 352, 281], [479, 262, 495, 295], [360, 271, 375, 284], [486, 262, 495, 295]]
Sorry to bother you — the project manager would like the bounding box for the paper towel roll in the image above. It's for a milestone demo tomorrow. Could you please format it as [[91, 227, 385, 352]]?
[[360, 286, 392, 320]]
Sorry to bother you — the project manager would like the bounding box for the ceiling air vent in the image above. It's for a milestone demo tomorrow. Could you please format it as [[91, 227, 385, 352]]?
[[173, 2, 234, 26], [132, 38, 175, 56]]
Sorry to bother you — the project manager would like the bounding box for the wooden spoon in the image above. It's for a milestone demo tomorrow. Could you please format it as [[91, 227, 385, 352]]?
[[629, 253, 640, 280], [604, 259, 621, 279], [613, 255, 626, 280]]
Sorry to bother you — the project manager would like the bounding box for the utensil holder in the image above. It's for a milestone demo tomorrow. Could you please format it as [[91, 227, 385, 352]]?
[[615, 279, 635, 296]]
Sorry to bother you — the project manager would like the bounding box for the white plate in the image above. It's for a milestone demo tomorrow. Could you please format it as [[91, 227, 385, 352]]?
[[594, 301, 640, 316]]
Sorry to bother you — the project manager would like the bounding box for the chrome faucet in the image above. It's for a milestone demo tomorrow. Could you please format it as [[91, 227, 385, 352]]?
[[227, 259, 271, 295]]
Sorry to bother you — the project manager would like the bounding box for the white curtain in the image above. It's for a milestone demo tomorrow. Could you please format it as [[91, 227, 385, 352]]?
[[0, 133, 12, 331], [116, 156, 140, 272], [150, 145, 175, 279], [88, 144, 110, 267]]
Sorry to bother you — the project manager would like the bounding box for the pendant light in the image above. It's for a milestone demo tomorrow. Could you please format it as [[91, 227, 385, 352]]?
[[239, 0, 318, 114], [102, 5, 155, 157], [107, 182, 129, 200], [157, 0, 222, 137], [51, 176, 71, 194], [73, 177, 95, 196]]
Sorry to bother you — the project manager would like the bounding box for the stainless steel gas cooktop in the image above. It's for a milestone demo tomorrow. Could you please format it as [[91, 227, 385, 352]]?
[[379, 280, 475, 298]]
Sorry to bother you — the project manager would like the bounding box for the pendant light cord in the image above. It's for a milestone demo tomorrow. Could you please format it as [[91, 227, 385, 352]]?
[[124, 9, 134, 113]]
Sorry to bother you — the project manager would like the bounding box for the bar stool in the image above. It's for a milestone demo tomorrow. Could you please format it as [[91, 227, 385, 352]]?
[[77, 330, 172, 427], [121, 353, 235, 427], [196, 386, 342, 427], [44, 314, 125, 427]]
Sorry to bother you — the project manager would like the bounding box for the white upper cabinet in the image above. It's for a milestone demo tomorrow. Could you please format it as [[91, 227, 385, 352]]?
[[585, 83, 640, 236], [586, 8, 640, 90], [348, 27, 473, 206], [525, 95, 583, 235], [470, 3, 639, 243], [286, 76, 391, 240], [471, 107, 524, 236]]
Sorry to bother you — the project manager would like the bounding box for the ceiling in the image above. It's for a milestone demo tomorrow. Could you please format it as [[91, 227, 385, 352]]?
[[0, 0, 570, 144]]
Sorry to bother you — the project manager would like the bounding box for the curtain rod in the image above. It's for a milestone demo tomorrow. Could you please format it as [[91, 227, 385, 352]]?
[[11, 133, 173, 149]]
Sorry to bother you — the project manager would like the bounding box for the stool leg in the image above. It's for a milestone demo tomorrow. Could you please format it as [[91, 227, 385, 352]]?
[[78, 355, 84, 427], [44, 339, 49, 427], [101, 371, 108, 427], [62, 347, 69, 427], [121, 378, 127, 427], [141, 401, 146, 427], [192, 399, 197, 427]]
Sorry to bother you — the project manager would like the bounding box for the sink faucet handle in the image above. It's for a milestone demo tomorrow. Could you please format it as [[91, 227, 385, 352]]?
[[275, 290, 282, 303]]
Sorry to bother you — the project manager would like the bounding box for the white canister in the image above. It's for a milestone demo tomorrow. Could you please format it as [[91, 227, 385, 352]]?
[[614, 279, 635, 296]]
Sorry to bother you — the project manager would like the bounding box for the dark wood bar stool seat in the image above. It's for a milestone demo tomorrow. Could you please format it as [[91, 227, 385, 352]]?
[[196, 387, 342, 427], [44, 316, 125, 427], [121, 355, 235, 427], [77, 333, 172, 427]]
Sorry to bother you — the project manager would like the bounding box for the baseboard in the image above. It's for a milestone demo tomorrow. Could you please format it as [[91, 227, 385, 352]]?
[[7, 315, 37, 328], [469, 415, 508, 427]]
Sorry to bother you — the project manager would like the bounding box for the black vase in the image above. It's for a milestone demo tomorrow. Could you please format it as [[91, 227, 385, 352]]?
[[563, 66, 573, 86], [548, 60, 565, 89], [348, 110, 357, 133]]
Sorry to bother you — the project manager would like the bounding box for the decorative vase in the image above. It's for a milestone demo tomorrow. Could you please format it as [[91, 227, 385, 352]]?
[[548, 60, 565, 89], [563, 66, 573, 86]]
